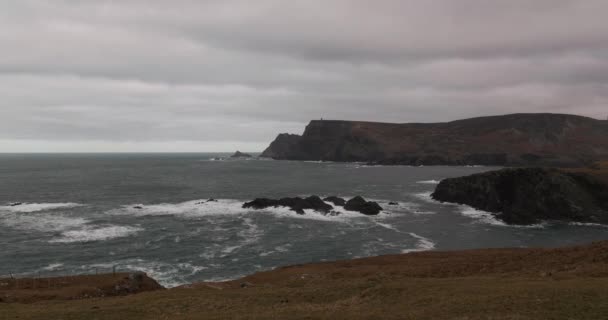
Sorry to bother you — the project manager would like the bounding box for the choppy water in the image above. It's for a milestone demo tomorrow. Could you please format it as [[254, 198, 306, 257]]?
[[1, 153, 607, 287]]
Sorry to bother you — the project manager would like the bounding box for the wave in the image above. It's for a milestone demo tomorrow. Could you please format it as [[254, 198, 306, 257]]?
[[416, 180, 441, 185], [0, 212, 89, 232], [459, 206, 507, 226], [0, 202, 82, 213], [111, 198, 389, 223], [569, 222, 608, 228], [88, 259, 206, 288], [50, 225, 143, 243], [110, 199, 250, 218], [403, 233, 436, 253]]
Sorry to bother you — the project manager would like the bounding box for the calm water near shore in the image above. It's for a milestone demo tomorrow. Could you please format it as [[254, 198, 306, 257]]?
[[1, 153, 607, 287]]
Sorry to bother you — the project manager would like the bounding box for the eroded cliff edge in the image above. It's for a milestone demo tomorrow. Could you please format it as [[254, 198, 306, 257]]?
[[261, 113, 608, 166]]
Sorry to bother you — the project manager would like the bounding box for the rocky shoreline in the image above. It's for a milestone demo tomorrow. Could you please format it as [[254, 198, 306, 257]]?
[[4, 240, 608, 319], [431, 167, 608, 225]]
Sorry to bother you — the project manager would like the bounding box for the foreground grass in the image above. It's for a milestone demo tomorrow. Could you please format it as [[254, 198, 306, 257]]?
[[3, 241, 608, 319]]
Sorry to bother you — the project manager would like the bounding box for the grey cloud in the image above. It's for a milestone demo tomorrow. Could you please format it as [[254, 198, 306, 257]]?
[[0, 0, 607, 151]]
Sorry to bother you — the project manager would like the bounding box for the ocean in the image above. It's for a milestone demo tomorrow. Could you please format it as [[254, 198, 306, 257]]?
[[1, 153, 606, 287]]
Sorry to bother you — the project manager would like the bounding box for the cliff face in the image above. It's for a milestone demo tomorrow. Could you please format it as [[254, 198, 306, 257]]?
[[261, 113, 608, 166], [431, 168, 608, 225]]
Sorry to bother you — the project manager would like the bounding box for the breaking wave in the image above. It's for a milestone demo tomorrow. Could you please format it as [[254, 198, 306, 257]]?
[[0, 202, 82, 213], [0, 212, 89, 232], [416, 180, 441, 185], [110, 198, 390, 223], [50, 225, 143, 243]]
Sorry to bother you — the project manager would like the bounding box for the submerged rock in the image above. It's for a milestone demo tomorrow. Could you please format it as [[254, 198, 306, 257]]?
[[344, 196, 383, 215], [243, 196, 333, 215], [388, 202, 399, 206], [323, 196, 346, 206], [432, 168, 608, 225], [133, 206, 143, 210], [8, 202, 23, 207]]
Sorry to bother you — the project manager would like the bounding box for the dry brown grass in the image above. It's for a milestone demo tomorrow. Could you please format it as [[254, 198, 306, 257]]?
[[565, 160, 608, 184], [3, 241, 608, 319]]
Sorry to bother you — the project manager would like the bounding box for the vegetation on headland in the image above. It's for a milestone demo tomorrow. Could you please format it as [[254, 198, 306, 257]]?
[[3, 240, 608, 319]]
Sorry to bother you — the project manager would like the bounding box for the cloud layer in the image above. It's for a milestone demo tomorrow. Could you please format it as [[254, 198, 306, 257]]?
[[1, 0, 607, 151]]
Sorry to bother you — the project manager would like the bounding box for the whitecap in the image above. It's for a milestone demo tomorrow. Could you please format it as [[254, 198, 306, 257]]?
[[0, 212, 89, 232], [50, 225, 143, 243], [41, 263, 64, 271], [416, 180, 441, 185], [110, 199, 249, 218], [0, 202, 82, 213], [569, 222, 608, 228]]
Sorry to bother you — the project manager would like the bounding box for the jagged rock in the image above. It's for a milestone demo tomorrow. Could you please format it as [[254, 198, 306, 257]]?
[[344, 196, 383, 215], [8, 202, 23, 207], [388, 202, 399, 205], [230, 151, 252, 158], [323, 196, 346, 206], [133, 206, 143, 209], [432, 168, 608, 225], [243, 196, 333, 215]]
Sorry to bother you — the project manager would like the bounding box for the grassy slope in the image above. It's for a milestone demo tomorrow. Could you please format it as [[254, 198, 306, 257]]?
[[3, 241, 608, 320]]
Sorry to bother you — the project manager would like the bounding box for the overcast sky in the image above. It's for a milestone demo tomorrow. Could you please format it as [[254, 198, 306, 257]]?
[[1, 0, 607, 152]]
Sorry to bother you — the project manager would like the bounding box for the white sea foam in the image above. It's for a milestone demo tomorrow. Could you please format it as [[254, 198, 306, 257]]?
[[413, 192, 435, 203], [89, 259, 204, 288], [50, 225, 143, 243], [459, 206, 507, 226], [111, 199, 249, 218], [112, 198, 388, 223], [416, 180, 441, 185], [0, 202, 82, 213], [0, 212, 89, 232], [41, 263, 64, 271], [402, 233, 436, 253], [569, 222, 608, 228], [380, 201, 436, 215]]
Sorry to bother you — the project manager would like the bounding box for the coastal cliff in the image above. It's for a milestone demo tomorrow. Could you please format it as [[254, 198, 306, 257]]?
[[261, 113, 608, 166], [432, 168, 608, 225]]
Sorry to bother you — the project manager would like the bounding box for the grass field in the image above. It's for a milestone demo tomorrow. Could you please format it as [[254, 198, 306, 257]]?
[[3, 240, 608, 319]]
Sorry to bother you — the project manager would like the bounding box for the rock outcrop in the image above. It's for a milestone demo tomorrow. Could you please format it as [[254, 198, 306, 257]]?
[[261, 113, 608, 166], [431, 168, 608, 225], [243, 196, 333, 214], [344, 196, 383, 215], [231, 151, 252, 158], [242, 196, 383, 215]]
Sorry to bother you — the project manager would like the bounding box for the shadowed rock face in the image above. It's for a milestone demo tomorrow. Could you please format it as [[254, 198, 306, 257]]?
[[242, 196, 383, 215], [344, 196, 383, 215], [431, 168, 608, 225], [242, 196, 333, 215], [261, 113, 608, 166]]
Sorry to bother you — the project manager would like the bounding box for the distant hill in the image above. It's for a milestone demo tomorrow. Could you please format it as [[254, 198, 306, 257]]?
[[261, 113, 608, 166]]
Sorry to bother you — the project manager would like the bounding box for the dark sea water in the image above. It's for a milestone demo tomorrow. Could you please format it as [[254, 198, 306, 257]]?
[[1, 153, 607, 287]]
